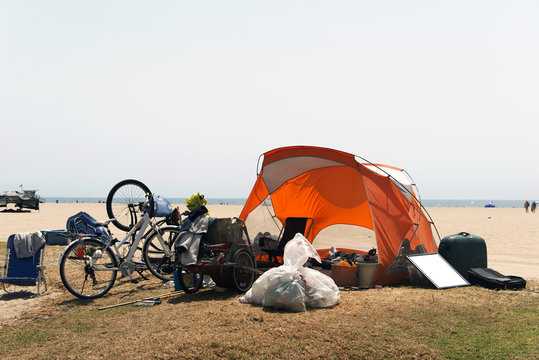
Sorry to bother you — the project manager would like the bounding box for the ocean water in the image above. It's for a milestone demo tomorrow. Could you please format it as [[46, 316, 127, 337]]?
[[419, 199, 527, 208], [42, 197, 528, 208]]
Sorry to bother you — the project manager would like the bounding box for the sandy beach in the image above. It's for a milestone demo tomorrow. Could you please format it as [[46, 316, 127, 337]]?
[[1, 203, 537, 280]]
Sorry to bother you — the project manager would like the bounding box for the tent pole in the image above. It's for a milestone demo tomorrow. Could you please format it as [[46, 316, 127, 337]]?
[[354, 155, 442, 245]]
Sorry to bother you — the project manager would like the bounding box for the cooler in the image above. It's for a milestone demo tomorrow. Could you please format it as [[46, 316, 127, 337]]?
[[41, 229, 71, 246], [438, 232, 487, 281]]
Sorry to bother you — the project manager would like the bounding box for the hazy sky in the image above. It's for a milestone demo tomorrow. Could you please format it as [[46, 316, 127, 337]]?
[[1, 1, 537, 200]]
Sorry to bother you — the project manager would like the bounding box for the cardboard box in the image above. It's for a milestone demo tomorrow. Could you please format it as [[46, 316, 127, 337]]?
[[331, 264, 358, 287]]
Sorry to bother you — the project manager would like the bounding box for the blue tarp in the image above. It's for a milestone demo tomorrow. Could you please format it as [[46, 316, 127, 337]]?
[[66, 211, 107, 235]]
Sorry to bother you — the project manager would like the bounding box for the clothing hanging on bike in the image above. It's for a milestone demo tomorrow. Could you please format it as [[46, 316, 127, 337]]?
[[176, 215, 214, 265]]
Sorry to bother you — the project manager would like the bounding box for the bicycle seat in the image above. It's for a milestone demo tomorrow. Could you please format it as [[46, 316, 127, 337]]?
[[94, 219, 115, 227]]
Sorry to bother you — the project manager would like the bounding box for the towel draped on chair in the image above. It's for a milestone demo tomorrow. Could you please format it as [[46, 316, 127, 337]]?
[[13, 232, 46, 259]]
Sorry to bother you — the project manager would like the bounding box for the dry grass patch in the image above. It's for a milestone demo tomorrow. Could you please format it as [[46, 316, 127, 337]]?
[[0, 245, 537, 359]]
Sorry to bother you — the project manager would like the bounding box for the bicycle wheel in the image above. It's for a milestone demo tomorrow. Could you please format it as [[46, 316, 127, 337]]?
[[231, 248, 256, 293], [142, 226, 180, 281], [178, 267, 203, 294], [59, 238, 118, 299], [106, 179, 154, 231]]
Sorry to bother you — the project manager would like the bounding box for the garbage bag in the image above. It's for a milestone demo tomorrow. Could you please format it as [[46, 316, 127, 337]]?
[[299, 267, 340, 308], [239, 265, 294, 305], [282, 233, 321, 268], [239, 234, 339, 311], [262, 266, 306, 312]]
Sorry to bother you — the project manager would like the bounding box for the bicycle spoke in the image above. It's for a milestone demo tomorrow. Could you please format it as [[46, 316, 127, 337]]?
[[106, 180, 153, 231]]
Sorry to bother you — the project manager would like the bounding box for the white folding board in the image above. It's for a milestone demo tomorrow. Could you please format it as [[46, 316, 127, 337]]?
[[407, 253, 470, 289]]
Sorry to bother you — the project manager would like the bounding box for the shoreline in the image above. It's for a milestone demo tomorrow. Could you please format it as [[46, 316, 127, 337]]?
[[1, 203, 537, 280]]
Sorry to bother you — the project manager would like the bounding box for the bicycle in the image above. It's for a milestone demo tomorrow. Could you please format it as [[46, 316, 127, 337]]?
[[59, 179, 180, 299]]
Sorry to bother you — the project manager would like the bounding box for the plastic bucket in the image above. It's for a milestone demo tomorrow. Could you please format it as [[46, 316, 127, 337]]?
[[358, 262, 379, 288]]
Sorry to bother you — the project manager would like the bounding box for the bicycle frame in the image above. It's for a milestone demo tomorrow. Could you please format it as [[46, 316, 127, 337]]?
[[83, 211, 175, 280], [110, 213, 151, 262]]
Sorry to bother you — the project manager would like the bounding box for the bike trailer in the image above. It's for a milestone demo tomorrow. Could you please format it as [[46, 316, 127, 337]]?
[[468, 268, 526, 290]]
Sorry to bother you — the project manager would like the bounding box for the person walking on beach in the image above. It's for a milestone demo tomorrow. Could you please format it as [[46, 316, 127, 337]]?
[[524, 200, 530, 213], [532, 201, 536, 213]]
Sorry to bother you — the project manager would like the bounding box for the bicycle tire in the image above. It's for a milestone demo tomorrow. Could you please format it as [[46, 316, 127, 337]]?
[[178, 267, 203, 294], [59, 238, 118, 299], [231, 248, 256, 293], [142, 225, 181, 281], [106, 179, 155, 232]]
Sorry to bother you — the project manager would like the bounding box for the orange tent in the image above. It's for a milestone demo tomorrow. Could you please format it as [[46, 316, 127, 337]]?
[[239, 146, 438, 285]]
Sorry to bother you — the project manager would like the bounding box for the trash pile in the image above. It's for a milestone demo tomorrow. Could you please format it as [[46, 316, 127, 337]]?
[[239, 234, 340, 312]]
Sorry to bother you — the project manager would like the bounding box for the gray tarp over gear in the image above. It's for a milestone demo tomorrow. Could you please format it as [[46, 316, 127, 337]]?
[[0, 190, 40, 210]]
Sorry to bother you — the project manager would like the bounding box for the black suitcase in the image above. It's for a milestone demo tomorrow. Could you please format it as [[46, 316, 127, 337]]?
[[468, 268, 526, 290]]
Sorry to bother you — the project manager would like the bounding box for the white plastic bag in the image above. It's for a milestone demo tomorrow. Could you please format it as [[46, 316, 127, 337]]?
[[282, 233, 321, 268], [240, 266, 288, 305], [299, 267, 340, 308], [262, 266, 306, 312], [239, 234, 340, 311]]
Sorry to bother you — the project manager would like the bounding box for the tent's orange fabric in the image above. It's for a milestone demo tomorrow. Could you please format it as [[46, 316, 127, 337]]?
[[239, 146, 438, 285]]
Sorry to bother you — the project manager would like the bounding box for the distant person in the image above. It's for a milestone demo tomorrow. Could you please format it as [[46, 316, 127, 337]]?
[[524, 200, 530, 213], [532, 201, 536, 213]]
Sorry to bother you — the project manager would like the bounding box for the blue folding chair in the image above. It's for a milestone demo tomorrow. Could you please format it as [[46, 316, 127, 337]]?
[[0, 234, 47, 296]]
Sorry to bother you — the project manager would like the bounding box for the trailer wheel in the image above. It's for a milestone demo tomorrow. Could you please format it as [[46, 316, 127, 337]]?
[[231, 248, 255, 293]]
